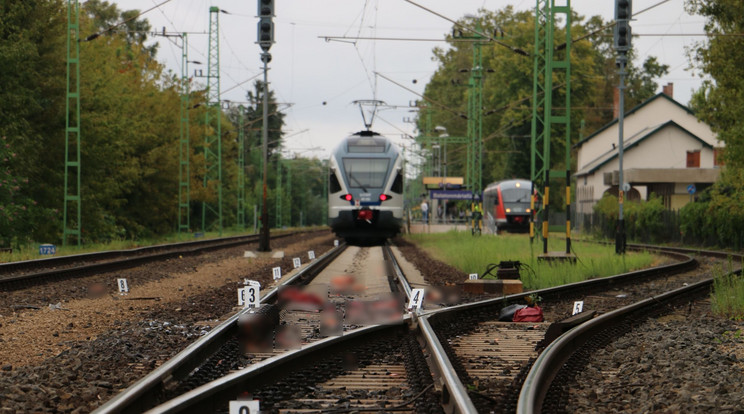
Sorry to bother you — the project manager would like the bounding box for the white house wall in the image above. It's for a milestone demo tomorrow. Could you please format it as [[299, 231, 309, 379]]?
[[575, 126, 715, 215], [577, 98, 721, 169]]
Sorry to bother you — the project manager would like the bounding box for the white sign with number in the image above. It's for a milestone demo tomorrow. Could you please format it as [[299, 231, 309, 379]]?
[[244, 279, 260, 288], [572, 301, 584, 315], [292, 257, 301, 269], [469, 273, 478, 280], [308, 250, 316, 260], [229, 400, 259, 414], [117, 278, 129, 294], [272, 266, 282, 280], [238, 286, 260, 308], [334, 239, 339, 247], [408, 288, 425, 310]]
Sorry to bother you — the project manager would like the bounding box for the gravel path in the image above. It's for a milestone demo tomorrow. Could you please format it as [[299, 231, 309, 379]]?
[[566, 300, 744, 413]]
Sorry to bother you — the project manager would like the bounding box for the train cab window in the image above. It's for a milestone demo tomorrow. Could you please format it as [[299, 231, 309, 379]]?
[[501, 187, 531, 203], [347, 137, 387, 153], [343, 158, 390, 188], [391, 171, 403, 193], [329, 170, 342, 193]]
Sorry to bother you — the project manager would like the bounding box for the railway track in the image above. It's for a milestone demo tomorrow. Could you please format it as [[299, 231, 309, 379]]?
[[517, 245, 744, 413], [0, 232, 298, 291], [93, 241, 739, 413]]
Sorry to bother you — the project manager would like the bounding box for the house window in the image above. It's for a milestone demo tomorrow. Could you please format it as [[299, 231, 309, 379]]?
[[686, 150, 700, 168], [714, 147, 724, 167]]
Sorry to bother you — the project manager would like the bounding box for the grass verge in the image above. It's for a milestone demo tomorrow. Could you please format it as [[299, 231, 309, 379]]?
[[0, 227, 321, 263], [711, 260, 744, 320], [406, 231, 661, 290]]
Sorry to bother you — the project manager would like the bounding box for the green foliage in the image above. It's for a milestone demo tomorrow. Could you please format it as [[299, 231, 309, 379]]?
[[679, 170, 744, 248], [686, 0, 744, 169], [711, 261, 744, 320], [406, 231, 658, 291], [592, 194, 670, 243]]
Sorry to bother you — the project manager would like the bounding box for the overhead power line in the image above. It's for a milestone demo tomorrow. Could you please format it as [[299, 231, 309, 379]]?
[[84, 0, 175, 41]]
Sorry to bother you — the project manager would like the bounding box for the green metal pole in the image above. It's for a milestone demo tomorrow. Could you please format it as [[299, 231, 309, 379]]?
[[237, 106, 246, 229], [203, 7, 223, 236], [63, 0, 82, 246], [276, 156, 282, 228], [178, 33, 190, 235]]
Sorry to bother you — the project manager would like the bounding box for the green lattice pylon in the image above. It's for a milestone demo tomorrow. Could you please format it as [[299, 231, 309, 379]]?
[[178, 33, 191, 235], [63, 0, 82, 246], [202, 6, 223, 235], [275, 157, 282, 228], [530, 0, 572, 254], [237, 106, 246, 229], [466, 24, 485, 197]]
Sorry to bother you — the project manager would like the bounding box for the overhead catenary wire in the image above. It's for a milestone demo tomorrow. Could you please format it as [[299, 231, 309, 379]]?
[[84, 0, 175, 41]]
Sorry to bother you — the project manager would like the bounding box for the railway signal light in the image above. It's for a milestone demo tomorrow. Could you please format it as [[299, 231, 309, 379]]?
[[614, 0, 632, 53], [257, 0, 274, 52]]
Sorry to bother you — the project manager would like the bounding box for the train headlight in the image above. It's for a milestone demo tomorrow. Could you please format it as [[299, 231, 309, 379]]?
[[341, 194, 353, 202], [506, 208, 511, 213], [526, 208, 531, 213], [379, 194, 392, 202]]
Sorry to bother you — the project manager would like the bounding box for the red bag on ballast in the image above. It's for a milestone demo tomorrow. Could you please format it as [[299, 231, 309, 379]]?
[[513, 305, 544, 322]]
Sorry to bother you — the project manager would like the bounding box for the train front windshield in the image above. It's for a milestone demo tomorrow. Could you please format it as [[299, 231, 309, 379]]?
[[343, 158, 390, 189], [502, 187, 531, 204]]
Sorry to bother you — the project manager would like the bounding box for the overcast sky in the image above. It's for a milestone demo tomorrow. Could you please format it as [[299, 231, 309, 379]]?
[[115, 1, 706, 160]]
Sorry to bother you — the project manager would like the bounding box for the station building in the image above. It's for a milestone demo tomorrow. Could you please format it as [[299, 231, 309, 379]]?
[[574, 83, 723, 216]]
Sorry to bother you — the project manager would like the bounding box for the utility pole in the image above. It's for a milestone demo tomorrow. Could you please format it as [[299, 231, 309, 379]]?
[[257, 0, 274, 252], [63, 0, 82, 246], [530, 0, 572, 256], [152, 29, 196, 236], [178, 33, 191, 235], [276, 156, 282, 228], [237, 105, 246, 229], [614, 0, 632, 254], [203, 7, 223, 235]]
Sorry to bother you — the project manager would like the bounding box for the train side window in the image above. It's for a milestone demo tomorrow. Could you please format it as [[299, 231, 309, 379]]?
[[391, 171, 403, 193], [329, 170, 342, 193]]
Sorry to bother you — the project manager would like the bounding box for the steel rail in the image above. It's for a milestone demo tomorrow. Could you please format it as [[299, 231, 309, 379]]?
[[0, 231, 300, 291], [418, 315, 479, 413], [517, 277, 720, 413], [384, 242, 477, 413], [517, 247, 744, 413], [141, 244, 471, 414], [144, 321, 408, 413], [93, 242, 347, 414]]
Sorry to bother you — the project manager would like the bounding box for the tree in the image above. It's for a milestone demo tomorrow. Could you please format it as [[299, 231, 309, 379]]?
[[686, 0, 744, 169]]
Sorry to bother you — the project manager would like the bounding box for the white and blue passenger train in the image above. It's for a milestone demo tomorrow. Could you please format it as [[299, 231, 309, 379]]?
[[328, 130, 404, 243]]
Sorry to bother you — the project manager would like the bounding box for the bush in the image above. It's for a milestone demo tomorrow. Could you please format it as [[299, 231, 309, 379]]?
[[592, 193, 670, 243]]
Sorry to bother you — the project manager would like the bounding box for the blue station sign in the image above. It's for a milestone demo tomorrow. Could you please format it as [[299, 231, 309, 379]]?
[[430, 190, 479, 200]]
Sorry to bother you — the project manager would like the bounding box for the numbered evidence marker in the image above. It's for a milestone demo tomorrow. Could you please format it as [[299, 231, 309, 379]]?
[[407, 288, 425, 311], [308, 250, 316, 260], [272, 266, 282, 281], [229, 400, 259, 414], [292, 257, 301, 269], [468, 273, 478, 280], [117, 278, 129, 294], [238, 285, 260, 308], [572, 301, 584, 315], [334, 239, 339, 247], [244, 279, 261, 288]]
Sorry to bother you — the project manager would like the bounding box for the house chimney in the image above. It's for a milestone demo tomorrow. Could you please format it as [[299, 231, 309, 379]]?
[[662, 82, 674, 98], [613, 87, 620, 119]]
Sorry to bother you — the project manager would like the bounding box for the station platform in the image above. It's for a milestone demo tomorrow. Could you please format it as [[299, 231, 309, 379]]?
[[407, 222, 489, 234]]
